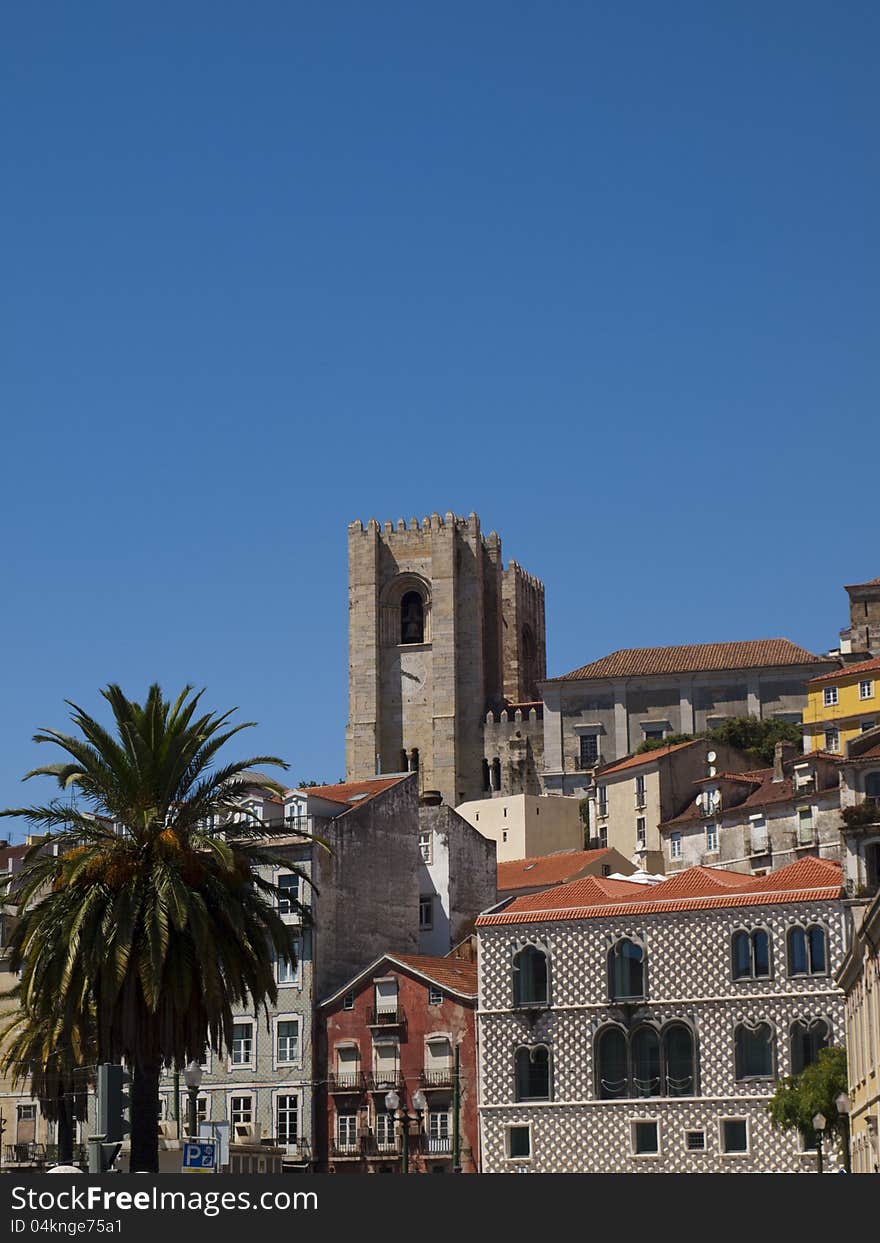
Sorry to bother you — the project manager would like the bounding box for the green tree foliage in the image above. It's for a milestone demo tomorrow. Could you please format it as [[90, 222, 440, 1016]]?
[[767, 1047, 849, 1157], [634, 717, 804, 766], [0, 684, 322, 1172]]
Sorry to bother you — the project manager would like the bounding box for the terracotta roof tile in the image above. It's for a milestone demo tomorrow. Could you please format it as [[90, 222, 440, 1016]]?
[[503, 874, 649, 913], [478, 857, 843, 925], [497, 849, 616, 893], [390, 955, 478, 995], [298, 776, 408, 807], [597, 741, 699, 776], [550, 639, 826, 683], [808, 655, 880, 685], [660, 764, 841, 829]]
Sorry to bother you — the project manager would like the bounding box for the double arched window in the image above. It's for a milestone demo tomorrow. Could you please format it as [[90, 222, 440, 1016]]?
[[734, 1022, 775, 1080], [608, 938, 646, 1002], [790, 1018, 830, 1075], [787, 925, 827, 976], [731, 928, 771, 980], [514, 1045, 551, 1101], [512, 945, 549, 1008], [595, 1023, 697, 1099]]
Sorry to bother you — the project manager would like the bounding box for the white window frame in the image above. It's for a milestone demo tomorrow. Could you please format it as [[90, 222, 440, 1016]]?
[[229, 1019, 256, 1070], [504, 1122, 532, 1162], [706, 823, 719, 854], [719, 1116, 750, 1156], [670, 833, 682, 860], [860, 680, 874, 701], [230, 1094, 253, 1126], [427, 986, 442, 1006], [273, 1013, 302, 1069], [276, 871, 302, 918], [276, 935, 302, 987], [418, 830, 433, 864], [636, 817, 647, 849], [631, 1117, 661, 1158], [824, 728, 840, 753], [823, 687, 839, 707], [273, 1090, 300, 1150], [597, 785, 608, 818], [335, 1110, 359, 1151]]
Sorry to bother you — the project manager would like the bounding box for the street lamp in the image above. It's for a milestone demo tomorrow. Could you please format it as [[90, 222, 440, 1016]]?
[[384, 1090, 407, 1173], [812, 1112, 826, 1175], [835, 1091, 852, 1173], [183, 1062, 203, 1141]]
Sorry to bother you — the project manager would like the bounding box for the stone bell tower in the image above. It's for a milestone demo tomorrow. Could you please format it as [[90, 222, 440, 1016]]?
[[345, 512, 545, 808]]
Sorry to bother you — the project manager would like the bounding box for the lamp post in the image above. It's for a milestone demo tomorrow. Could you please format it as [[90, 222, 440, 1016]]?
[[183, 1062, 203, 1142], [812, 1112, 826, 1175], [835, 1091, 852, 1173], [412, 1090, 427, 1168]]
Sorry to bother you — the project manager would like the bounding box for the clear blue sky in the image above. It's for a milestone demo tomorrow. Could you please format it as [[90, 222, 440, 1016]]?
[[2, 3, 877, 837]]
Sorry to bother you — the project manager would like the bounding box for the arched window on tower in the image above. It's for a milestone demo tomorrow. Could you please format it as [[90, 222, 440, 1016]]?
[[400, 591, 424, 644]]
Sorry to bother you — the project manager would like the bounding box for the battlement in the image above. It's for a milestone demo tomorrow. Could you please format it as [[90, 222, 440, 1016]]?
[[505, 559, 545, 593], [349, 511, 482, 536]]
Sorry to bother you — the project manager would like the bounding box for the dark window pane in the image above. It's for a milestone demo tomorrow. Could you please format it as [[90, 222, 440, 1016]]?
[[634, 1122, 658, 1154], [664, 1024, 695, 1097], [808, 926, 826, 973], [736, 1024, 773, 1079], [597, 1027, 628, 1099], [722, 1120, 748, 1153], [752, 930, 770, 977], [513, 947, 548, 1006], [631, 1027, 661, 1097], [732, 931, 751, 979], [610, 940, 645, 1000], [400, 591, 424, 644], [515, 1047, 550, 1101], [508, 1127, 530, 1158], [788, 928, 808, 976]]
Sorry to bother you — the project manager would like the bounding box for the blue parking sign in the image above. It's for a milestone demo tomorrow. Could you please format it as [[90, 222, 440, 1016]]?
[[182, 1141, 216, 1172]]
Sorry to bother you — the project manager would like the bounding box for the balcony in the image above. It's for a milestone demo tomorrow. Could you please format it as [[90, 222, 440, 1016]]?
[[361, 1134, 400, 1158], [329, 1139, 366, 1159], [328, 1071, 366, 1093], [367, 1007, 406, 1029], [419, 1067, 454, 1089], [364, 1071, 405, 1092], [420, 1134, 452, 1155]]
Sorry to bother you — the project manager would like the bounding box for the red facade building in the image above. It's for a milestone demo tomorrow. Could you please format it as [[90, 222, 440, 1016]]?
[[317, 952, 479, 1173]]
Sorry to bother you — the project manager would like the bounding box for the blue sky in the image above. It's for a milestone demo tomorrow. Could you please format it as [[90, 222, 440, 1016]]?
[[1, 3, 877, 835]]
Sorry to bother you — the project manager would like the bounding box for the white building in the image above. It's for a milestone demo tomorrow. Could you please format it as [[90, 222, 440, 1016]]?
[[455, 793, 583, 863], [476, 855, 848, 1172]]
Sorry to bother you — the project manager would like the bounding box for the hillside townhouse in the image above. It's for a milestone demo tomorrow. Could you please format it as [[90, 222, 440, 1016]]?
[[803, 656, 880, 757], [585, 738, 755, 873], [540, 639, 837, 797], [836, 887, 880, 1173], [838, 725, 880, 897], [316, 951, 479, 1173], [658, 742, 844, 876], [476, 856, 847, 1173]]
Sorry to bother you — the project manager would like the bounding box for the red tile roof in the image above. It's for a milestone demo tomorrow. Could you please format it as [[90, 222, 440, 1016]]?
[[660, 765, 841, 829], [502, 874, 648, 913], [392, 955, 478, 995], [596, 741, 699, 776], [497, 849, 616, 893], [477, 856, 843, 925], [549, 639, 826, 683], [808, 655, 880, 685], [299, 776, 409, 807]]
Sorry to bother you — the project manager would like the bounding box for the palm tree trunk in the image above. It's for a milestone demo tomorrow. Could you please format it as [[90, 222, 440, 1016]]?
[[129, 1060, 160, 1173], [57, 1090, 74, 1163]]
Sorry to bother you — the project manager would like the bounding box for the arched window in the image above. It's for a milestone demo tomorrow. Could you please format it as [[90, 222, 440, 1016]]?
[[400, 591, 424, 644], [734, 1022, 774, 1080], [790, 1018, 830, 1076], [663, 1023, 696, 1097], [631, 1026, 661, 1097], [514, 1046, 550, 1101], [608, 939, 646, 1002], [481, 759, 491, 792], [787, 925, 827, 976], [732, 928, 771, 980], [596, 1026, 628, 1099], [512, 946, 549, 1008]]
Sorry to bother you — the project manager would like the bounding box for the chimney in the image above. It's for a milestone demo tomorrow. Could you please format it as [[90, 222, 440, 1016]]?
[[773, 740, 797, 782], [419, 790, 443, 806]]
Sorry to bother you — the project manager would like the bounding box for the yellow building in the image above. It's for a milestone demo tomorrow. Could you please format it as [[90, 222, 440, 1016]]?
[[803, 655, 880, 756], [836, 889, 880, 1172]]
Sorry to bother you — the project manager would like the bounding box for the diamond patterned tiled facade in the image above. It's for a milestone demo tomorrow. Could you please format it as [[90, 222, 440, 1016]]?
[[477, 896, 847, 1172]]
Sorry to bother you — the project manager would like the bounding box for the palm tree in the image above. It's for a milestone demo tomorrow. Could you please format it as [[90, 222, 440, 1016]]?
[[0, 683, 315, 1172]]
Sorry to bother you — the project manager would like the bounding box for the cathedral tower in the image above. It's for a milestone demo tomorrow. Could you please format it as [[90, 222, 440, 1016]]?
[[346, 512, 545, 807]]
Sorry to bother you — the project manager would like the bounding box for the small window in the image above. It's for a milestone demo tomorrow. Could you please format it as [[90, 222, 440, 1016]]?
[[515, 1046, 551, 1101], [419, 896, 434, 930], [608, 939, 646, 1002], [513, 945, 549, 1007], [669, 833, 682, 860], [633, 1121, 659, 1155], [231, 1021, 254, 1065], [276, 1019, 299, 1064], [428, 987, 442, 1006], [342, 992, 355, 1011], [823, 687, 838, 707], [636, 817, 646, 848], [860, 680, 874, 701], [685, 1130, 705, 1151], [276, 942, 300, 985], [231, 1096, 252, 1125], [277, 873, 301, 915], [419, 830, 432, 864], [721, 1119, 748, 1154], [706, 823, 719, 853], [635, 775, 647, 807], [507, 1126, 531, 1159], [597, 785, 608, 817], [579, 734, 599, 767], [824, 728, 840, 753]]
